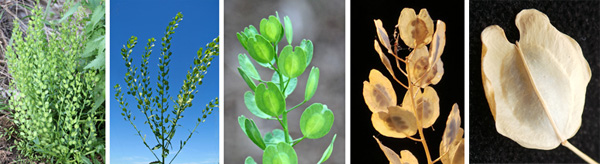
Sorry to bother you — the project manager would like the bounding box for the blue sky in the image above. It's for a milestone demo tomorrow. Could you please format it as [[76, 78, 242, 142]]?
[[110, 0, 219, 164]]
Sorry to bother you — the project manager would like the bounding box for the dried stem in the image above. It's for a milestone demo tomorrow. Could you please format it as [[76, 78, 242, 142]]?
[[406, 135, 422, 142], [396, 58, 408, 77], [562, 141, 598, 164], [407, 81, 432, 164], [432, 149, 450, 164]]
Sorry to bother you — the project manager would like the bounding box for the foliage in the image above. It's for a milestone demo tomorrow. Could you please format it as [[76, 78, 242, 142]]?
[[365, 8, 464, 164], [5, 1, 104, 163], [114, 12, 219, 164], [236, 12, 336, 164]]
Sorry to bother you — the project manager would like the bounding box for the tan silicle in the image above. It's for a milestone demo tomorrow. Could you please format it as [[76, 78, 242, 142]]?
[[481, 9, 596, 163], [365, 8, 463, 164]]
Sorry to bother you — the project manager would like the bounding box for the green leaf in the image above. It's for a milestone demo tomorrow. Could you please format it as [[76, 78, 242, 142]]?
[[80, 156, 92, 164], [279, 45, 307, 78], [305, 67, 320, 101], [238, 68, 257, 91], [255, 82, 286, 117], [283, 16, 293, 45], [263, 142, 298, 164], [317, 134, 337, 164], [56, 2, 80, 24], [152, 144, 162, 150], [82, 36, 104, 58], [259, 15, 284, 44], [89, 5, 104, 27], [247, 35, 275, 64], [244, 91, 272, 119], [245, 156, 257, 164], [271, 72, 297, 98], [238, 116, 266, 150], [299, 39, 314, 66], [238, 53, 261, 80], [84, 50, 105, 69], [299, 103, 334, 139]]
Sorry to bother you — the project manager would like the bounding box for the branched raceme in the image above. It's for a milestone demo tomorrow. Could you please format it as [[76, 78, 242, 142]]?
[[6, 1, 104, 163], [365, 8, 463, 164], [235, 12, 336, 164], [114, 12, 219, 164]]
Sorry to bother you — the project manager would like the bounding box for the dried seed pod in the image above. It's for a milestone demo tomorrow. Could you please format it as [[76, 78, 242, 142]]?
[[481, 9, 590, 150], [402, 86, 440, 128], [441, 104, 462, 153], [397, 8, 434, 48], [372, 106, 418, 138], [440, 138, 464, 164], [374, 19, 394, 55], [429, 20, 446, 67], [363, 69, 397, 113], [407, 46, 443, 88], [374, 136, 402, 164], [400, 150, 419, 164], [374, 39, 395, 77], [374, 136, 419, 164]]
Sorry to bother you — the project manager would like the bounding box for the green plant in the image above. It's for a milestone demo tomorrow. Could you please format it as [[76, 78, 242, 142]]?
[[114, 12, 219, 164], [5, 2, 104, 163], [365, 8, 463, 164], [236, 12, 336, 164]]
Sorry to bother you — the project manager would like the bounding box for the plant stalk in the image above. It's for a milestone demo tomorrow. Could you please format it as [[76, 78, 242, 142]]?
[[408, 79, 432, 164], [562, 141, 598, 164]]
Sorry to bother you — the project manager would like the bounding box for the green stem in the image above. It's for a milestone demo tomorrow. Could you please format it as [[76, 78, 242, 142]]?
[[127, 118, 160, 161], [286, 100, 307, 113], [277, 115, 291, 144], [283, 78, 291, 94], [282, 114, 290, 144], [272, 45, 285, 91], [292, 136, 306, 147]]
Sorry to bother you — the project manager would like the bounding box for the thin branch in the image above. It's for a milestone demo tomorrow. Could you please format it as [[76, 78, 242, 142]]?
[[432, 149, 450, 164], [390, 73, 408, 89], [389, 51, 406, 63], [562, 141, 598, 164], [406, 135, 422, 142], [396, 58, 408, 77]]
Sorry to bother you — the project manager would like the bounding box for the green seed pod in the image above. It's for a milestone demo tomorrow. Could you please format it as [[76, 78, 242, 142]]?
[[279, 45, 307, 78], [304, 67, 320, 102], [247, 35, 275, 64], [300, 103, 334, 139], [260, 15, 284, 44], [238, 116, 266, 150], [299, 39, 314, 66], [263, 142, 298, 164], [255, 82, 286, 117], [283, 16, 293, 45]]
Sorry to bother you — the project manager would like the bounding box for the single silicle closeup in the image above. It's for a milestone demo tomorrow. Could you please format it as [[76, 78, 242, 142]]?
[[481, 9, 596, 163]]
